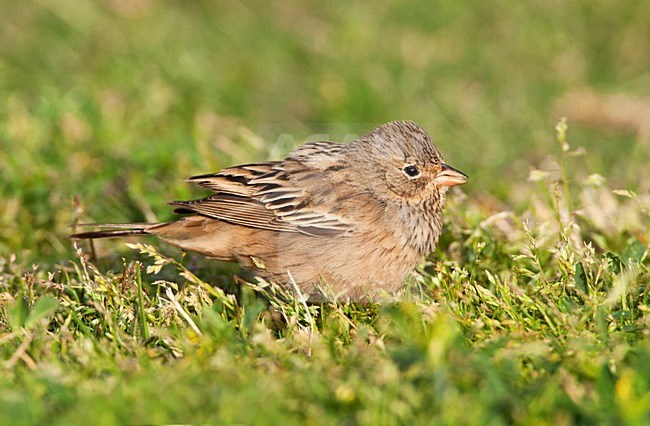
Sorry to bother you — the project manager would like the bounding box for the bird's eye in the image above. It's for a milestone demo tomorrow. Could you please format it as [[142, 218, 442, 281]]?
[[402, 164, 421, 179]]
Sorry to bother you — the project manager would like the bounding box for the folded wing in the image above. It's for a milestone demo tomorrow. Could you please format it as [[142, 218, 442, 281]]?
[[171, 142, 355, 237]]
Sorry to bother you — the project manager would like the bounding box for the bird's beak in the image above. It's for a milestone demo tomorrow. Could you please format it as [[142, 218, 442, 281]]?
[[434, 164, 468, 187]]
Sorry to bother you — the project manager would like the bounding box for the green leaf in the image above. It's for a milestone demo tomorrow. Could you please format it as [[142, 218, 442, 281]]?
[[596, 307, 609, 343], [24, 296, 59, 329], [621, 239, 647, 266], [574, 262, 587, 293], [7, 298, 29, 330]]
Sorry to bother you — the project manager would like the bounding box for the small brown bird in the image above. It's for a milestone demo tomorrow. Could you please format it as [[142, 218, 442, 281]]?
[[72, 121, 467, 301]]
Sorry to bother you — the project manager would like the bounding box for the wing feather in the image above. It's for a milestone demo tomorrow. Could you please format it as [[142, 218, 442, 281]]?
[[174, 142, 355, 236], [170, 196, 297, 233]]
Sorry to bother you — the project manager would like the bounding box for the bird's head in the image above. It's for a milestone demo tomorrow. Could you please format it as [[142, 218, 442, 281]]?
[[351, 121, 467, 205]]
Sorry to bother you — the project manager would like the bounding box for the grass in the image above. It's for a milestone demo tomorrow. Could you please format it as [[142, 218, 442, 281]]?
[[1, 1, 649, 424]]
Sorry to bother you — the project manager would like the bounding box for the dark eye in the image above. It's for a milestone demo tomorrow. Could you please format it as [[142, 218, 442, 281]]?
[[402, 164, 421, 178]]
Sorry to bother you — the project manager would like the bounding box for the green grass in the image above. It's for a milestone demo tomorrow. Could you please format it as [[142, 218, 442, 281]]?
[[1, 1, 649, 424]]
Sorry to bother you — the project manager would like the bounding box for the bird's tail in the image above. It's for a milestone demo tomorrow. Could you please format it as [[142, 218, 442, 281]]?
[[70, 223, 161, 239]]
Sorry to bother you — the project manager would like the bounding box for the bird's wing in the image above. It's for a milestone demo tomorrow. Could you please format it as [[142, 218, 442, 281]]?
[[171, 142, 355, 236]]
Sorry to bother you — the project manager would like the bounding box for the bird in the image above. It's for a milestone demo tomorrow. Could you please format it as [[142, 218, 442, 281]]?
[[71, 121, 467, 301]]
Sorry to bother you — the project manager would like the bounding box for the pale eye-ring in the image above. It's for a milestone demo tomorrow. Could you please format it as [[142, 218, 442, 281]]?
[[402, 164, 421, 179]]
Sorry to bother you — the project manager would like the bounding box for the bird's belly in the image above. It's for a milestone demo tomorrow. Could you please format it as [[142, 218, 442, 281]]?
[[235, 230, 421, 301]]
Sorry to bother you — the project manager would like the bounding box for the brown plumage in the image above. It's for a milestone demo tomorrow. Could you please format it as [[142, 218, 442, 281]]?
[[71, 121, 467, 301]]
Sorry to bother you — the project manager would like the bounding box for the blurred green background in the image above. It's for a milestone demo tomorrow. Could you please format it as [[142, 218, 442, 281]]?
[[1, 0, 649, 264], [1, 3, 650, 424]]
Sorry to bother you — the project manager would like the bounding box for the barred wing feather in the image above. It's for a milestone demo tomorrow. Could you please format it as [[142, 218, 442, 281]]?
[[172, 142, 354, 236]]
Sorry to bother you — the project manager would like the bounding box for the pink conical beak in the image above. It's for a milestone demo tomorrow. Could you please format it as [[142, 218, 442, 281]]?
[[434, 164, 468, 187]]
